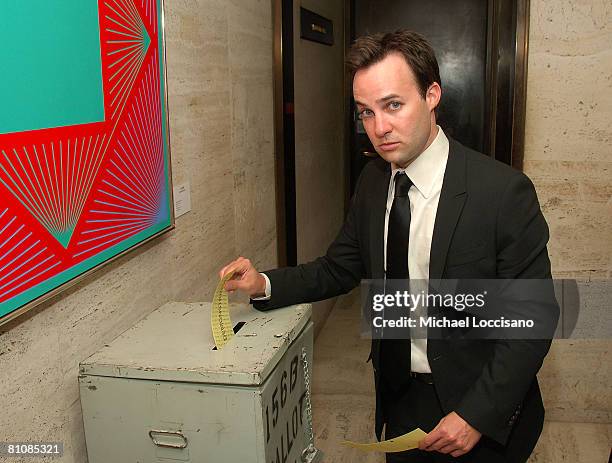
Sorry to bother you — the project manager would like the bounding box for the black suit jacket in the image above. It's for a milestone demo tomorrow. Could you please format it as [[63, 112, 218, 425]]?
[[252, 137, 558, 449]]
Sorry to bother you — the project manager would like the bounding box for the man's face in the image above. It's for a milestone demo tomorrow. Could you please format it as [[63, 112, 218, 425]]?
[[353, 52, 441, 168]]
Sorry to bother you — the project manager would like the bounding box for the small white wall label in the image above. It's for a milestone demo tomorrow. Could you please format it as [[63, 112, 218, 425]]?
[[173, 182, 192, 218]]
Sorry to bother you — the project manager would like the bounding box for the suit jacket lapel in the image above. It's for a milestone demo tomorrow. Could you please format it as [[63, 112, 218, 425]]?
[[429, 138, 468, 280], [369, 159, 390, 280]]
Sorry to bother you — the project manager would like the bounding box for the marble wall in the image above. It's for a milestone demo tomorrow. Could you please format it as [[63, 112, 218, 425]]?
[[524, 0, 611, 445], [0, 1, 276, 461], [524, 0, 611, 280], [294, 0, 347, 335]]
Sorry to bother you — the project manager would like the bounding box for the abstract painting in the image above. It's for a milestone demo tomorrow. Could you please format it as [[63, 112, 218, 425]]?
[[0, 0, 173, 323]]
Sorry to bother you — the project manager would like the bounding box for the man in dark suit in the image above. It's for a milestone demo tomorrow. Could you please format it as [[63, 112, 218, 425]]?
[[219, 30, 558, 462]]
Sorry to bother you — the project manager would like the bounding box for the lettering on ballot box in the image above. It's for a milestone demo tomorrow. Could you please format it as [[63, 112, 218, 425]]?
[[263, 341, 308, 462], [79, 302, 315, 463]]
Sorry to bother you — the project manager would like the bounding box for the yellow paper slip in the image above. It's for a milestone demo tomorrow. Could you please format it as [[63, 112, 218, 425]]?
[[341, 428, 427, 453], [211, 271, 235, 349]]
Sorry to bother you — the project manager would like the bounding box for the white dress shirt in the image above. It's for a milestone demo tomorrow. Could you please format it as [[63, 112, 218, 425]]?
[[257, 126, 450, 374], [384, 126, 449, 373]]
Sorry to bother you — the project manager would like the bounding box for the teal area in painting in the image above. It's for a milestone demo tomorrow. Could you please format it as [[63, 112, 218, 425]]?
[[0, 0, 104, 135], [54, 228, 75, 249]]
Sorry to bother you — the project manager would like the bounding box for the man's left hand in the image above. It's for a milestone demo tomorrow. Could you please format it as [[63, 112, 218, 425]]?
[[418, 412, 482, 457]]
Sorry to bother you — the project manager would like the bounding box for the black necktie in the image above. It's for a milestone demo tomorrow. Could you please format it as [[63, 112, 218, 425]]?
[[381, 171, 413, 389]]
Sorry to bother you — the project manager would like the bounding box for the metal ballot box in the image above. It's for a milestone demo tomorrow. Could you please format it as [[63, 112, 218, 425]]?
[[79, 302, 316, 463]]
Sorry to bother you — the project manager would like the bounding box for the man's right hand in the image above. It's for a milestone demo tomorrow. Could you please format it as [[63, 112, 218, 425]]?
[[219, 257, 267, 298]]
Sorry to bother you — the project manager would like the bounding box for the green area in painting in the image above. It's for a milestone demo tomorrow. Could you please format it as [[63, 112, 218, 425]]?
[[53, 228, 75, 249], [0, 0, 104, 134]]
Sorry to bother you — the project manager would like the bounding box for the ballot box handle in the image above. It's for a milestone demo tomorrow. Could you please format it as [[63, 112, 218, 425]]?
[[148, 429, 188, 449]]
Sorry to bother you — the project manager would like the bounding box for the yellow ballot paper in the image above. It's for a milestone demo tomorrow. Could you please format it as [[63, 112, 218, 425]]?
[[341, 428, 427, 453], [211, 271, 235, 349]]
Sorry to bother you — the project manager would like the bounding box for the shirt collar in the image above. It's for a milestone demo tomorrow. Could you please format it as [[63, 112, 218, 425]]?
[[391, 125, 449, 199]]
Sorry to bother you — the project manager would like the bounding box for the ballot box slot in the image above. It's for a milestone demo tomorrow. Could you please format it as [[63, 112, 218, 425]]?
[[211, 321, 246, 350]]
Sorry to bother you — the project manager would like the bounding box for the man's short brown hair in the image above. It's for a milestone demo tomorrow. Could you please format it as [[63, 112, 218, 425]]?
[[346, 30, 441, 99]]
